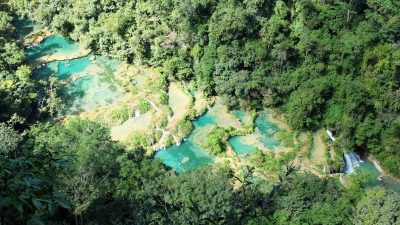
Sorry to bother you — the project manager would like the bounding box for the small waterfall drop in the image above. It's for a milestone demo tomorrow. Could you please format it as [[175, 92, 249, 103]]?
[[156, 127, 180, 146], [135, 110, 140, 117], [344, 151, 363, 174], [171, 134, 181, 146], [326, 129, 336, 142]]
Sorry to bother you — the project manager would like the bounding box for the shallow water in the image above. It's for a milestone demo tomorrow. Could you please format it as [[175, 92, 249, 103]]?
[[155, 138, 214, 173], [156, 106, 283, 171], [35, 57, 92, 80], [357, 161, 400, 191], [255, 111, 281, 149], [27, 35, 82, 62], [155, 111, 215, 173], [232, 110, 246, 123], [62, 58, 123, 114], [30, 35, 123, 115], [154, 101, 243, 172], [228, 111, 281, 154], [193, 112, 216, 127], [228, 136, 255, 154]]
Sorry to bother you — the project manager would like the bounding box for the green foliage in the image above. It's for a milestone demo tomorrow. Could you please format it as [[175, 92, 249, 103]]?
[[2, 1, 400, 224], [176, 115, 193, 138], [346, 167, 376, 199], [0, 8, 37, 124], [325, 146, 333, 167], [128, 132, 152, 150], [28, 119, 124, 176], [8, 1, 400, 176], [38, 76, 62, 117], [353, 187, 400, 225], [110, 106, 129, 123], [152, 166, 257, 224], [159, 92, 168, 105], [149, 73, 167, 92], [0, 146, 72, 224], [305, 132, 313, 159], [26, 119, 125, 222], [15, 65, 32, 81], [272, 173, 353, 225], [0, 123, 21, 155], [137, 99, 151, 114], [249, 148, 280, 173], [279, 130, 295, 148], [203, 126, 228, 155]]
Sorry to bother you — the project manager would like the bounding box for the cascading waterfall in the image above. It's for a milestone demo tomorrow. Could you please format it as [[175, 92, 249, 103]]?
[[171, 134, 181, 146], [155, 126, 181, 149], [325, 130, 364, 174], [135, 109, 140, 117], [326, 129, 336, 142], [344, 151, 363, 174]]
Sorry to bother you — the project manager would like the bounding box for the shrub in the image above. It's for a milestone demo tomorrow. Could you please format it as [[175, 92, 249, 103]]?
[[279, 130, 295, 147], [137, 99, 151, 113]]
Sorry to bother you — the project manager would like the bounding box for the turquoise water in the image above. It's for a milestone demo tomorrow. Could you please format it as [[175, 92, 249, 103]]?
[[255, 111, 281, 149], [35, 57, 92, 80], [61, 59, 123, 114], [357, 161, 400, 191], [29, 35, 123, 114], [155, 112, 215, 173], [228, 136, 255, 154], [232, 110, 247, 124], [27, 35, 81, 62], [156, 108, 283, 170], [155, 139, 214, 173], [228, 111, 281, 155], [192, 112, 216, 127]]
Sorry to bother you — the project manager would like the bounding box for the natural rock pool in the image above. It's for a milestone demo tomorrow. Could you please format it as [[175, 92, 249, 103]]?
[[28, 35, 123, 115], [20, 20, 400, 190], [344, 152, 400, 191], [358, 161, 400, 191], [27, 35, 85, 63], [22, 24, 285, 173], [155, 103, 284, 172], [229, 111, 281, 154]]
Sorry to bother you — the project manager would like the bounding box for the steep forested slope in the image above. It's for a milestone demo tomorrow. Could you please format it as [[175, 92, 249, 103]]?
[[9, 0, 399, 175]]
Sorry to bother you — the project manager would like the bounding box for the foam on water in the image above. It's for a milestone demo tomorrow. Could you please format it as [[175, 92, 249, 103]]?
[[344, 151, 363, 174]]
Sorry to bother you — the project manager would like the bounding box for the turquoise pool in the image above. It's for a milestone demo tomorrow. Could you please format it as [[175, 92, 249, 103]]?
[[29, 35, 123, 115], [27, 35, 82, 62], [228, 111, 281, 155]]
